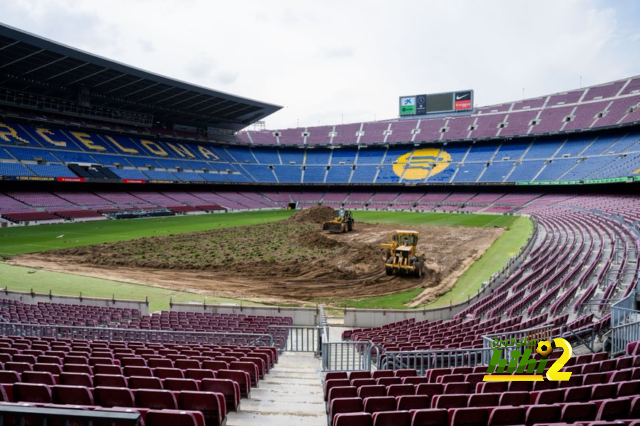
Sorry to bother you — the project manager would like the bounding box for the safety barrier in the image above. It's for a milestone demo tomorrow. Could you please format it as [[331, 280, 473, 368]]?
[[382, 347, 491, 375], [611, 290, 640, 355], [0, 322, 274, 347], [268, 325, 322, 353], [0, 405, 141, 425]]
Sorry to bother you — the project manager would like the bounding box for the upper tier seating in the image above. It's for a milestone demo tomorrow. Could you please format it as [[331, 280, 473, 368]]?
[[2, 118, 640, 184]]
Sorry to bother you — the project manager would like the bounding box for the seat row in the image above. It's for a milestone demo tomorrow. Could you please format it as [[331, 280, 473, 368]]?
[[330, 400, 640, 426], [3, 382, 227, 426]]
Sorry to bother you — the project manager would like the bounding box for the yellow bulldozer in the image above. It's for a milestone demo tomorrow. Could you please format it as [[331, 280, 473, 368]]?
[[381, 230, 425, 277], [322, 208, 354, 233]]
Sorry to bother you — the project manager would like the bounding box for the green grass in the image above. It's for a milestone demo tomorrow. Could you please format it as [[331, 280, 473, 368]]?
[[313, 288, 425, 310], [0, 209, 531, 310], [425, 215, 533, 308], [355, 211, 517, 228], [0, 210, 295, 257], [0, 263, 261, 311]]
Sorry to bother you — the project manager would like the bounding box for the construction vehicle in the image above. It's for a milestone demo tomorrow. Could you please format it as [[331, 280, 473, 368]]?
[[381, 230, 425, 277], [322, 208, 355, 233]]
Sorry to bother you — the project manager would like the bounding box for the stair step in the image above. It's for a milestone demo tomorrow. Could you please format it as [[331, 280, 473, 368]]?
[[227, 352, 325, 426]]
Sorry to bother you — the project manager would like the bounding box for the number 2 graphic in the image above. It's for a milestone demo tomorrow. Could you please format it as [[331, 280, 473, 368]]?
[[546, 338, 573, 381]]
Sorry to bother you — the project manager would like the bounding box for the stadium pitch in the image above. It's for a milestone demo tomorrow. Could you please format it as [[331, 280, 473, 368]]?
[[1, 210, 531, 309]]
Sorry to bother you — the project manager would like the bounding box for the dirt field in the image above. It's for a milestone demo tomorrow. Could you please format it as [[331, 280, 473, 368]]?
[[10, 207, 504, 307]]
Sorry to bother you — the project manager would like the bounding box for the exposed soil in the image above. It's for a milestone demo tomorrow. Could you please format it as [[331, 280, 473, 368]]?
[[9, 207, 504, 307]]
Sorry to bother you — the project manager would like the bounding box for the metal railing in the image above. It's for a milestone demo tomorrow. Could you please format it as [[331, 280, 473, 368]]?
[[322, 340, 382, 372], [0, 322, 274, 347], [382, 347, 491, 375], [268, 325, 322, 353], [611, 290, 640, 354], [0, 405, 141, 425]]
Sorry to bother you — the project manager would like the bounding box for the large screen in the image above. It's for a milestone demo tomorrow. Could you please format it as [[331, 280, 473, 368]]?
[[399, 90, 473, 116]]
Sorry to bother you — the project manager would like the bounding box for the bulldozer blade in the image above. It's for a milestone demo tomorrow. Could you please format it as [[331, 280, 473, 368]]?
[[323, 222, 344, 233]]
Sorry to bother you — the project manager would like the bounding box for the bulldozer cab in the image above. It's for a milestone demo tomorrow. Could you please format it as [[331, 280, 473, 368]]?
[[392, 231, 419, 248]]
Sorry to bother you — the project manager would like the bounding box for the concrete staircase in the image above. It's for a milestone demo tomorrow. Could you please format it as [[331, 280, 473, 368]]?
[[226, 352, 326, 426]]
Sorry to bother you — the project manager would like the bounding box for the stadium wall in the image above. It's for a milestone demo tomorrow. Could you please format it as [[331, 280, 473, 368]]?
[[0, 288, 150, 314], [170, 302, 319, 326]]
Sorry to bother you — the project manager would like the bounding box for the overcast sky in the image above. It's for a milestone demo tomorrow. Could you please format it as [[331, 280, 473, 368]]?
[[1, 0, 639, 130]]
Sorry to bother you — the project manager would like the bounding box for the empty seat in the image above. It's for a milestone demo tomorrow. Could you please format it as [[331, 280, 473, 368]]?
[[364, 396, 397, 413], [121, 357, 147, 367], [201, 378, 241, 412], [59, 372, 93, 387], [153, 367, 184, 379], [596, 398, 631, 421], [52, 385, 94, 406], [396, 395, 430, 411], [349, 371, 372, 381], [22, 371, 55, 386], [560, 402, 597, 423], [387, 384, 415, 397], [395, 370, 417, 378], [329, 387, 359, 411], [334, 412, 373, 426], [377, 377, 402, 387], [565, 385, 592, 403], [146, 409, 203, 426], [326, 372, 349, 381], [63, 364, 92, 375], [326, 379, 352, 400], [94, 364, 122, 375], [176, 359, 201, 370], [5, 362, 33, 374], [358, 385, 387, 400], [499, 391, 528, 406], [451, 407, 489, 426], [415, 384, 443, 397], [534, 388, 565, 405], [410, 408, 448, 426], [13, 383, 52, 404], [179, 390, 226, 426], [124, 366, 153, 377], [164, 378, 199, 391], [487, 406, 525, 426], [135, 389, 178, 410], [431, 394, 467, 409], [94, 386, 135, 407], [34, 363, 62, 375], [591, 383, 617, 400], [507, 381, 532, 392], [94, 374, 128, 388], [147, 358, 173, 369], [468, 393, 499, 407], [524, 404, 561, 425], [371, 371, 395, 379], [617, 379, 640, 397], [352, 379, 377, 388], [330, 397, 364, 425], [477, 382, 507, 394], [444, 382, 471, 395], [402, 377, 429, 386], [217, 369, 251, 398], [372, 410, 411, 426], [186, 369, 216, 381], [128, 376, 163, 390], [229, 361, 258, 387]]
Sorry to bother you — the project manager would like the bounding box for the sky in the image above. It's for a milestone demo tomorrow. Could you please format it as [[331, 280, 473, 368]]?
[[1, 0, 640, 130]]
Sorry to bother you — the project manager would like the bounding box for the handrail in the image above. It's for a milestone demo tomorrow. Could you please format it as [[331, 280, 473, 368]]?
[[0, 405, 141, 425], [0, 322, 274, 347]]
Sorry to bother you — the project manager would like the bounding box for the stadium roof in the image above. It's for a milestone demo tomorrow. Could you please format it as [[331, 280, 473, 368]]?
[[0, 23, 282, 131]]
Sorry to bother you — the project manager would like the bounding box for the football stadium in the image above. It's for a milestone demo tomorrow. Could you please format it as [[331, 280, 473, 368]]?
[[0, 2, 639, 425]]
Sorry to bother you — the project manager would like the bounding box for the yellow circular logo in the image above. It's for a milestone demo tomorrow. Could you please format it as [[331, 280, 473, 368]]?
[[392, 148, 452, 180]]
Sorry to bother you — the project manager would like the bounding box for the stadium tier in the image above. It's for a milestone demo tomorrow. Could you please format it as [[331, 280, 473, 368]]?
[[1, 113, 640, 185]]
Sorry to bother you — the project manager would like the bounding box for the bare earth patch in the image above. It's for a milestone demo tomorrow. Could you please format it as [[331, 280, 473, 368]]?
[[9, 207, 503, 307]]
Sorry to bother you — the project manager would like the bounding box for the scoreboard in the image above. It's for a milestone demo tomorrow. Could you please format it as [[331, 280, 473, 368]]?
[[399, 90, 473, 117]]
